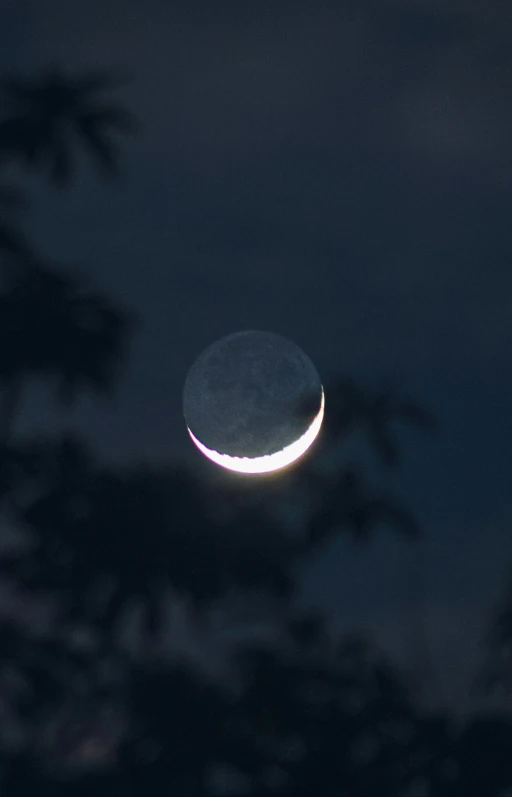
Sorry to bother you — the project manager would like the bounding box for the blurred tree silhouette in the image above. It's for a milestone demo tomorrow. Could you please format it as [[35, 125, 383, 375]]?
[[0, 182, 30, 257], [0, 381, 431, 638], [0, 64, 136, 443], [476, 568, 512, 699], [455, 716, 512, 797], [1, 437, 295, 635], [0, 66, 136, 187], [0, 262, 134, 442], [120, 663, 241, 796], [320, 377, 438, 468], [305, 464, 419, 546], [0, 61, 511, 797], [0, 64, 139, 788]]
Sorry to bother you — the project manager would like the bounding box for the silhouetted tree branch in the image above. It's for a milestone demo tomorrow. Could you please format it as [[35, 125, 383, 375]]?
[[0, 66, 137, 187]]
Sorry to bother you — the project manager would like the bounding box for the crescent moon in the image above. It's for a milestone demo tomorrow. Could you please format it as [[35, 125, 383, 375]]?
[[187, 388, 324, 474], [183, 331, 324, 474]]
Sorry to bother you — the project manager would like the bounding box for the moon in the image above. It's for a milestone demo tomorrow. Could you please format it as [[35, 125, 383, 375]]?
[[183, 330, 324, 474]]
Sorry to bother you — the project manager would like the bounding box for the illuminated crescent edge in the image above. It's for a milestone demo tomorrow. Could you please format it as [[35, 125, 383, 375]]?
[[187, 388, 325, 474]]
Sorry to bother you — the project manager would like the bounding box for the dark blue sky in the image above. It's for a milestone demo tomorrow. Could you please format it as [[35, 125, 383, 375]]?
[[1, 0, 511, 712]]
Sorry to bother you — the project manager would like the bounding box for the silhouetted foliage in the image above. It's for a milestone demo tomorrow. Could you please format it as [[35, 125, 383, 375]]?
[[0, 60, 510, 797], [120, 664, 242, 796], [0, 66, 136, 186], [0, 261, 135, 441], [477, 568, 512, 698], [0, 181, 30, 256], [0, 435, 297, 635], [321, 377, 438, 468], [306, 465, 419, 546]]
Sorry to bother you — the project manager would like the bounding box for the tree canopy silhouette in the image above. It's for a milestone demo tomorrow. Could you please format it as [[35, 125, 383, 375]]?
[[0, 60, 511, 797], [477, 567, 512, 699], [0, 181, 30, 256], [0, 261, 134, 442], [0, 66, 136, 186]]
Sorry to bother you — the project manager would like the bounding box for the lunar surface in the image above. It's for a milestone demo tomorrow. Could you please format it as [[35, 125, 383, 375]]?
[[183, 330, 324, 474]]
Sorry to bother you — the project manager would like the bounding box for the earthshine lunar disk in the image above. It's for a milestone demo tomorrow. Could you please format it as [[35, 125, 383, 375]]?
[[182, 330, 324, 474]]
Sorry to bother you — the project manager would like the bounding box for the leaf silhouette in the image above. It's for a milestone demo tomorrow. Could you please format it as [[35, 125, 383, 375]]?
[[0, 261, 135, 417], [307, 467, 420, 546], [322, 378, 437, 468], [0, 66, 137, 187]]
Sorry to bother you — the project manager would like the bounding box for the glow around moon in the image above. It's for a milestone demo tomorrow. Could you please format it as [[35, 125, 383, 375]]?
[[187, 388, 324, 474], [183, 330, 324, 475]]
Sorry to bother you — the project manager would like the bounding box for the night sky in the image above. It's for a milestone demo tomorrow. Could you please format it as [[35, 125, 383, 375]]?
[[1, 0, 511, 714]]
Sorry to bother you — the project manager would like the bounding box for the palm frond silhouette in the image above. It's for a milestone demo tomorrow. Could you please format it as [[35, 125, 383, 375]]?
[[0, 66, 137, 187], [324, 378, 438, 466], [0, 181, 30, 256], [0, 260, 134, 440], [307, 466, 419, 545]]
